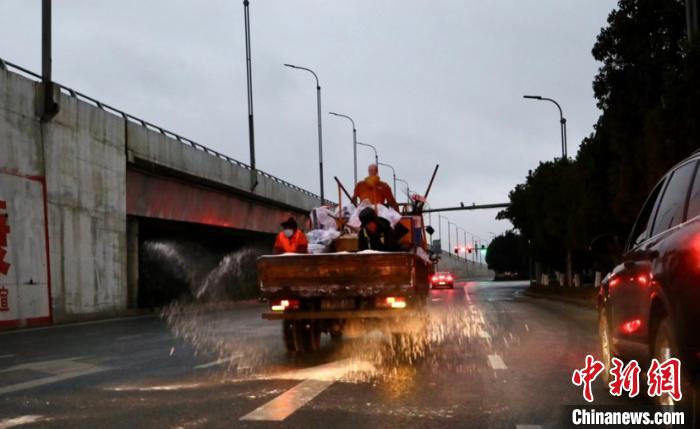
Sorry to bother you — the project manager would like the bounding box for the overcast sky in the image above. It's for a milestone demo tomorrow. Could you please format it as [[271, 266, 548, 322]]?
[[0, 0, 617, 246]]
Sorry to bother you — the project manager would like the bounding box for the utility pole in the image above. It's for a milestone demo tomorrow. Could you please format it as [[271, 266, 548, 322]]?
[[688, 0, 699, 43], [243, 0, 257, 189], [40, 0, 58, 121]]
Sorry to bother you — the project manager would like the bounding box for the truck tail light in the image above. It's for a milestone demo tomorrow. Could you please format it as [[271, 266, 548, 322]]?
[[376, 296, 407, 309], [270, 299, 300, 312]]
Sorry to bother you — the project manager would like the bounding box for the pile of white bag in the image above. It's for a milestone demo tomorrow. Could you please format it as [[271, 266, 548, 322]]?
[[346, 200, 402, 229], [306, 203, 402, 253]]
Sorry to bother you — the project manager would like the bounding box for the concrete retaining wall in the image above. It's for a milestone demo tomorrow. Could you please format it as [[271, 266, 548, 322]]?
[[0, 67, 127, 324], [0, 66, 325, 324]]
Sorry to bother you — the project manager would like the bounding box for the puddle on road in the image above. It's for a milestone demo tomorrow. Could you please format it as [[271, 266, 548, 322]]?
[[162, 300, 508, 389], [152, 242, 517, 391]]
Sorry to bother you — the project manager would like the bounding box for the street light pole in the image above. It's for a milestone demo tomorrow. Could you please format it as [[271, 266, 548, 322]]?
[[286, 63, 324, 202], [437, 214, 447, 252], [377, 162, 397, 196], [523, 95, 567, 159], [396, 178, 410, 205], [356, 141, 378, 166], [328, 112, 357, 185], [243, 0, 257, 185]]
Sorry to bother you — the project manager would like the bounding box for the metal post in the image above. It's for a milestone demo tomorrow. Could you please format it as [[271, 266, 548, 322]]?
[[316, 84, 324, 202], [463, 231, 467, 261], [688, 0, 699, 43], [40, 0, 58, 121], [353, 127, 357, 184], [243, 0, 256, 177]]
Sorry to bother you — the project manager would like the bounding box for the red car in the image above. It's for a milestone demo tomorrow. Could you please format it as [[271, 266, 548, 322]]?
[[430, 271, 455, 289]]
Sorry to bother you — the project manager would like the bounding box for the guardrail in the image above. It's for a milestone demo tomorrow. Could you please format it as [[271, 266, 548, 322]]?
[[0, 57, 332, 204]]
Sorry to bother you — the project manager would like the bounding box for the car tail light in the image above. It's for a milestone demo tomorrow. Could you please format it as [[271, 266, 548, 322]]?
[[620, 318, 642, 334], [270, 299, 300, 312], [609, 276, 620, 288], [446, 275, 453, 281], [375, 296, 407, 309], [636, 273, 652, 286], [431, 275, 438, 282]]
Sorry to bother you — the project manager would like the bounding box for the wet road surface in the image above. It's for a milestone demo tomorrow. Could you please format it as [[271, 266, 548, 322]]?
[[0, 281, 638, 428]]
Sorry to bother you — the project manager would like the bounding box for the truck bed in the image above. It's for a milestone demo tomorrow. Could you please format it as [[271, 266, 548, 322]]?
[[258, 251, 428, 299]]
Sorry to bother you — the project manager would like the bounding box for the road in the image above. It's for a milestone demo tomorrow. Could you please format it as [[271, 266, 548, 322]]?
[[0, 281, 637, 428]]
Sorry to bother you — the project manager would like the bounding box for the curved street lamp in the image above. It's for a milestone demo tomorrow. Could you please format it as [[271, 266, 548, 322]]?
[[395, 178, 410, 202], [377, 161, 397, 195], [523, 95, 568, 159], [356, 141, 378, 166], [328, 112, 357, 184], [285, 63, 324, 201]]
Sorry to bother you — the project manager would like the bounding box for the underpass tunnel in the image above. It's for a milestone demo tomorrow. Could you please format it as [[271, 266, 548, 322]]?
[[127, 216, 275, 309]]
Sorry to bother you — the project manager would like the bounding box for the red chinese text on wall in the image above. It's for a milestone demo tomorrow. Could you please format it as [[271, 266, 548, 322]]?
[[0, 200, 9, 276], [0, 200, 10, 312]]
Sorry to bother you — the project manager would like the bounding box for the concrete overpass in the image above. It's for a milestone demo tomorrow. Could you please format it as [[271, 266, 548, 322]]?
[[0, 61, 326, 327]]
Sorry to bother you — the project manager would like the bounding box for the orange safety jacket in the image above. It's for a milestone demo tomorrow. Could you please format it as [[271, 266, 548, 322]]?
[[352, 177, 399, 211], [273, 229, 309, 254]]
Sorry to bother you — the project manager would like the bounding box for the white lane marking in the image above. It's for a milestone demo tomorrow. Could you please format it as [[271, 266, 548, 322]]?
[[109, 382, 204, 392], [0, 354, 14, 359], [515, 425, 542, 429], [0, 415, 47, 429], [463, 286, 472, 304], [240, 379, 334, 421], [487, 354, 507, 370], [116, 334, 145, 341], [0, 357, 107, 396], [195, 355, 240, 369], [240, 358, 375, 421]]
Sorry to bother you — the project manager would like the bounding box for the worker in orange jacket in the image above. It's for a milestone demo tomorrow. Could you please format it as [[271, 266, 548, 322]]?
[[273, 217, 308, 254], [352, 164, 399, 211]]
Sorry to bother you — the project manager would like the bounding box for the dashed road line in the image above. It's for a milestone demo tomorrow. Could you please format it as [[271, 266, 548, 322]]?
[[0, 354, 14, 359], [515, 425, 542, 429], [195, 355, 240, 369], [0, 415, 47, 429], [488, 354, 507, 370], [116, 334, 145, 341], [240, 358, 375, 421], [240, 379, 334, 421], [0, 357, 107, 395]]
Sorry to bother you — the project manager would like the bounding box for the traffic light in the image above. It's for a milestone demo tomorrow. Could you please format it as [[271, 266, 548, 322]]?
[[467, 246, 473, 254], [481, 244, 486, 250], [454, 246, 459, 254]]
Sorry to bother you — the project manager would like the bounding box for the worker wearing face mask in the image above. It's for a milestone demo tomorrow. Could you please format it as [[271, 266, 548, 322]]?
[[273, 217, 309, 254], [352, 164, 399, 212]]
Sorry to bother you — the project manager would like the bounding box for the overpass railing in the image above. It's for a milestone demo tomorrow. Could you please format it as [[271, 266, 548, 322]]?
[[0, 57, 332, 205]]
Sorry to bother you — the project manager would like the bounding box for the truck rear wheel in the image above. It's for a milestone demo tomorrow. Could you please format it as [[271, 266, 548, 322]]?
[[282, 321, 296, 352], [285, 320, 321, 353], [299, 320, 321, 352]]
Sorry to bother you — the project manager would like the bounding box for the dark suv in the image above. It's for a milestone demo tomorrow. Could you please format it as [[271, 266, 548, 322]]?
[[599, 150, 700, 409]]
